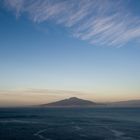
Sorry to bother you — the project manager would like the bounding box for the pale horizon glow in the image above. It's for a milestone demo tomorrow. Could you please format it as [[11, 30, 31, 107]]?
[[0, 88, 140, 107]]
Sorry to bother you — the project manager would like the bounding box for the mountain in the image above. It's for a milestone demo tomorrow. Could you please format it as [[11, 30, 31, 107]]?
[[107, 100, 140, 107], [40, 97, 140, 108], [41, 97, 100, 107]]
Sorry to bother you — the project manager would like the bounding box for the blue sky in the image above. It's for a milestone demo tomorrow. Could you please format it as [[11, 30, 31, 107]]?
[[0, 0, 140, 106]]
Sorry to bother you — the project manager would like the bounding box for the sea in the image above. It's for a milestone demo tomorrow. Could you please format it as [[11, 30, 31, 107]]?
[[0, 107, 140, 140]]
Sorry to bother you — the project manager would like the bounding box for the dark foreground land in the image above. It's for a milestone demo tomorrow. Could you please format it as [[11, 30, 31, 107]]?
[[0, 107, 140, 140]]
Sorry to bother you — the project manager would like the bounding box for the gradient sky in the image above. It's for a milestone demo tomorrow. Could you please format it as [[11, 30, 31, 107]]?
[[0, 0, 140, 106]]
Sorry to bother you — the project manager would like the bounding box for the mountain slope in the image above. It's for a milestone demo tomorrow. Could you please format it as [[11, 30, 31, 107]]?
[[41, 97, 98, 107]]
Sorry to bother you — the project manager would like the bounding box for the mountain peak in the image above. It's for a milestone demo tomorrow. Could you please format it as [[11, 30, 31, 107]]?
[[68, 97, 79, 100]]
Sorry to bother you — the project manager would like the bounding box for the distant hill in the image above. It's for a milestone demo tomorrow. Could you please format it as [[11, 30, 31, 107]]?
[[107, 100, 140, 107], [41, 97, 100, 107]]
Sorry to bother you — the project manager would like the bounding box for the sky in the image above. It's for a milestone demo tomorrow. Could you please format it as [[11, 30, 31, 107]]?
[[0, 0, 140, 106]]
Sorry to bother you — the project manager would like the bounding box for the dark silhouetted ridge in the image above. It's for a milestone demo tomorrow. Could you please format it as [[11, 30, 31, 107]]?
[[41, 97, 99, 107], [107, 100, 140, 107]]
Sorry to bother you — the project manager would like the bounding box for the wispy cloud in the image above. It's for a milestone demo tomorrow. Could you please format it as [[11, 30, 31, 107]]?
[[0, 88, 86, 96], [3, 0, 140, 47]]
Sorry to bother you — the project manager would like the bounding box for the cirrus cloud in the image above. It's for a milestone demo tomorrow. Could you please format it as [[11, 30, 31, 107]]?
[[3, 0, 140, 47]]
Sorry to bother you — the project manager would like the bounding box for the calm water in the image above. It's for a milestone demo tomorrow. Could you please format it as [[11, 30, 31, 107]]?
[[0, 107, 140, 140]]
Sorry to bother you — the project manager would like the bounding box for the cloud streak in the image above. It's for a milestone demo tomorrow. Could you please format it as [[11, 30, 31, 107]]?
[[0, 88, 86, 96], [3, 0, 140, 47]]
